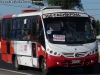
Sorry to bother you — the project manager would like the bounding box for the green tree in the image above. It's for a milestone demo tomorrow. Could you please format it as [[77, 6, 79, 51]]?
[[31, 0, 83, 11], [47, 0, 84, 10], [95, 20, 100, 36]]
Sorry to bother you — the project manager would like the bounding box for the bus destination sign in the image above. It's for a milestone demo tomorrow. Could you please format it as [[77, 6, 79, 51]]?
[[43, 12, 81, 18]]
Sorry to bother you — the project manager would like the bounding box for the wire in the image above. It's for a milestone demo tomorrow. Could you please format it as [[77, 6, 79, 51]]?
[[1, 3, 100, 17], [0, 2, 100, 10], [1, 3, 100, 11], [84, 8, 100, 10], [0, 3, 39, 9], [93, 14, 100, 16], [0, 3, 28, 8]]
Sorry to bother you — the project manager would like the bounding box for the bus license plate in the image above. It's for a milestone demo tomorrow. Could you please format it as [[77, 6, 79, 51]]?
[[72, 60, 80, 64]]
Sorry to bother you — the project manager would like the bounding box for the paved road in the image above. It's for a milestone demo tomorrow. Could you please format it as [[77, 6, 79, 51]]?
[[0, 57, 100, 75]]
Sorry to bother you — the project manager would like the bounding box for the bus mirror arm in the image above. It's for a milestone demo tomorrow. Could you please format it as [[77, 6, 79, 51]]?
[[92, 20, 96, 28]]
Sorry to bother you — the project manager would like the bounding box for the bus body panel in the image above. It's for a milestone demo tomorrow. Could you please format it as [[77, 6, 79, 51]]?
[[11, 41, 46, 67], [1, 40, 14, 63], [17, 56, 33, 67], [46, 41, 98, 54], [14, 41, 32, 56], [12, 41, 38, 67], [1, 40, 7, 53], [46, 53, 98, 68], [45, 40, 98, 68]]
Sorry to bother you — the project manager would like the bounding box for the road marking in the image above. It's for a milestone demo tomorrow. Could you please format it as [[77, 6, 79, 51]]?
[[0, 68, 33, 75]]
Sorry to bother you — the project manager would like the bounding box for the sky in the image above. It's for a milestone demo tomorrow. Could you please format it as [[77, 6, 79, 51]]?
[[0, 0, 100, 20]]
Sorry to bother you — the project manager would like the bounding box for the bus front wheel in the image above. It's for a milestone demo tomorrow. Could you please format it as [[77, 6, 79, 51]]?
[[41, 58, 50, 75], [83, 66, 93, 74]]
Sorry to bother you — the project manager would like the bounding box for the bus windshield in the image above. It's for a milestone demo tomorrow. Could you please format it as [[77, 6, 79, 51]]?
[[43, 17, 96, 44]]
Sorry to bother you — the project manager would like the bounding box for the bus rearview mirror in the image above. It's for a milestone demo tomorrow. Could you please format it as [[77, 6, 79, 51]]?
[[92, 20, 96, 28]]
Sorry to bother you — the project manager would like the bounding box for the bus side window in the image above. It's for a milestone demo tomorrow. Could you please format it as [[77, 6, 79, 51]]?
[[6, 19, 11, 39], [17, 19, 22, 40], [11, 30, 15, 40], [27, 19, 31, 28], [26, 18, 31, 40], [22, 18, 27, 29], [23, 18, 27, 28], [18, 19, 22, 28], [16, 30, 21, 40], [11, 19, 16, 40], [21, 18, 31, 40], [31, 20, 37, 41], [13, 19, 17, 28], [2, 19, 6, 39]]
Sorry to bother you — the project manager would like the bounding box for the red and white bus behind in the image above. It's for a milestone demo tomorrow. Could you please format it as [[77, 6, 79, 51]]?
[[1, 6, 98, 75]]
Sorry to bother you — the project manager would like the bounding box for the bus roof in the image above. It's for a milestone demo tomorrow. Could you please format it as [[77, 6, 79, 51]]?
[[18, 11, 42, 17], [17, 9, 88, 17], [22, 9, 39, 13], [2, 6, 89, 18], [2, 14, 13, 19]]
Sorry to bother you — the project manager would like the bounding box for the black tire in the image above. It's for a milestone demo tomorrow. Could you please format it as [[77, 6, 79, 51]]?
[[41, 58, 50, 75], [83, 66, 93, 74], [14, 56, 21, 70]]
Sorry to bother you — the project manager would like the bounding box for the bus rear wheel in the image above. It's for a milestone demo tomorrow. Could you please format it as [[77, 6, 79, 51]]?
[[14, 56, 21, 70], [83, 66, 93, 74], [41, 58, 50, 75]]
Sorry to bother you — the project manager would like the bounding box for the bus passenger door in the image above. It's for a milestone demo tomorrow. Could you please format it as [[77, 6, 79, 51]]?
[[31, 16, 38, 67], [32, 42, 38, 67], [6, 19, 12, 63]]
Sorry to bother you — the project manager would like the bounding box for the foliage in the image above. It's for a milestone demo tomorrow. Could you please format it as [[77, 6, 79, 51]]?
[[47, 0, 84, 10], [31, 0, 83, 10], [95, 20, 100, 36]]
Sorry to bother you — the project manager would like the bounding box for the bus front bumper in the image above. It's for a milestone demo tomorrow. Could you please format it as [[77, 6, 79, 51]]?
[[46, 54, 98, 68]]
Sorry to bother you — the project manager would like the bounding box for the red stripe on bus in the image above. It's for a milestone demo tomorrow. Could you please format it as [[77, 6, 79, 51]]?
[[2, 14, 13, 19], [1, 54, 7, 62]]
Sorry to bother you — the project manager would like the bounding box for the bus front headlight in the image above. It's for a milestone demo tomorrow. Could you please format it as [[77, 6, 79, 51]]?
[[47, 48, 61, 56], [89, 49, 98, 55]]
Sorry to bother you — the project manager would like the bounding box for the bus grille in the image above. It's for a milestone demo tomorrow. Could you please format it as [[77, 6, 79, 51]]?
[[62, 52, 88, 58]]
